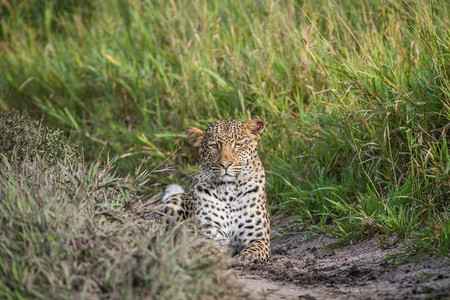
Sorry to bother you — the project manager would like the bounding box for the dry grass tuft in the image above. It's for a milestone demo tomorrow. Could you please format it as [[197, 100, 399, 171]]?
[[0, 111, 244, 299]]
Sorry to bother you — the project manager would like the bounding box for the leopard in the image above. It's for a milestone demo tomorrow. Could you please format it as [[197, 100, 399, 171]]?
[[162, 119, 270, 265]]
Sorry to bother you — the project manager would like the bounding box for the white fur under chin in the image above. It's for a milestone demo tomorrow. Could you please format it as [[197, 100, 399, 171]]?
[[219, 175, 236, 183], [162, 184, 184, 201]]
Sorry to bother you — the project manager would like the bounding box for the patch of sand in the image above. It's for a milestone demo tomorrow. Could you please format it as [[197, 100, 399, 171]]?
[[234, 217, 450, 300]]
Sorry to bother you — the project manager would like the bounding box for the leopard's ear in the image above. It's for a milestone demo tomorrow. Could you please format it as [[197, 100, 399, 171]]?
[[244, 119, 265, 141], [186, 127, 205, 147]]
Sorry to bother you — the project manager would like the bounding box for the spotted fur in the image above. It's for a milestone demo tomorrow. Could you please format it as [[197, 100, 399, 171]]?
[[163, 119, 270, 264]]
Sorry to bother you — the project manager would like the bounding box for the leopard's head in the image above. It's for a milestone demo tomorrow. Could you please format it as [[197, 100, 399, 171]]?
[[186, 119, 264, 182]]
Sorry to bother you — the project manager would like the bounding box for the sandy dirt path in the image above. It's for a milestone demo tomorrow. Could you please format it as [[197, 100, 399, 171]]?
[[133, 202, 449, 299], [234, 218, 450, 300]]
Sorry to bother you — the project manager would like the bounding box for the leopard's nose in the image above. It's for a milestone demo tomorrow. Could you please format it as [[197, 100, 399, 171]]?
[[219, 161, 233, 170]]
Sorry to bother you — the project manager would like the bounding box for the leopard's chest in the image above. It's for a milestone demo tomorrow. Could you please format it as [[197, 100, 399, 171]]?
[[193, 180, 264, 238]]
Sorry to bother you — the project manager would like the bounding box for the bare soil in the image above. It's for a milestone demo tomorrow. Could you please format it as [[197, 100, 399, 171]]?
[[132, 202, 449, 299], [234, 216, 450, 300]]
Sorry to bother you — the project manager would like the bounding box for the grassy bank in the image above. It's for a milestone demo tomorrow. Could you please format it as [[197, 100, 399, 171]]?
[[0, 0, 449, 258], [0, 111, 243, 299]]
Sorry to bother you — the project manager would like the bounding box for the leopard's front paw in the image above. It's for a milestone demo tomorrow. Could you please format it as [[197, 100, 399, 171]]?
[[232, 251, 261, 267]]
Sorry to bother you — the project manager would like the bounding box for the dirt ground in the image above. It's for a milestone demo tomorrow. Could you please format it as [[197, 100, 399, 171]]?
[[234, 216, 450, 300], [132, 201, 449, 299]]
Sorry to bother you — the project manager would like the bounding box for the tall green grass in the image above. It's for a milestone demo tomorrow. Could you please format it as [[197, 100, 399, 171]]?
[[1, 0, 449, 255]]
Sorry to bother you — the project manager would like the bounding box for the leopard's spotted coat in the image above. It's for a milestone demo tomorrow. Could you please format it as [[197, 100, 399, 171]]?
[[163, 119, 270, 264]]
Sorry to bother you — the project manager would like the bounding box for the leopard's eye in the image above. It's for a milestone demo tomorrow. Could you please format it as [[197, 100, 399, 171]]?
[[208, 143, 219, 149], [235, 141, 246, 148]]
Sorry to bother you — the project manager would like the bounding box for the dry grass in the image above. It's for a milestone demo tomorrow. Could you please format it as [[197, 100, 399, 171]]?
[[0, 111, 244, 299]]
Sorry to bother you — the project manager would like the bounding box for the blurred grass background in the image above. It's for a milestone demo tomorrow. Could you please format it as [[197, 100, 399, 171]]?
[[1, 0, 449, 258]]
